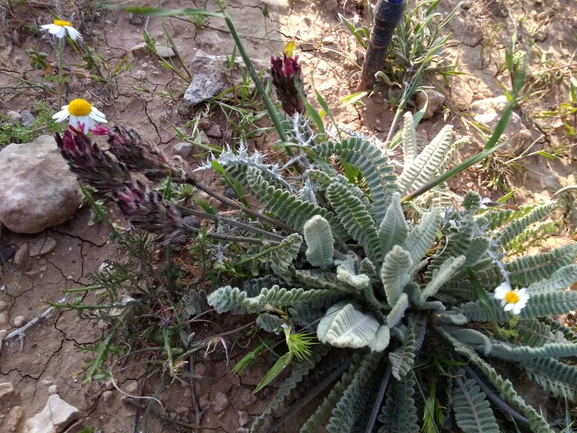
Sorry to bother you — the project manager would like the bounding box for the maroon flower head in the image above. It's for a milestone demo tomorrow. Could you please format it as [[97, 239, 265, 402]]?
[[107, 126, 181, 181], [271, 54, 306, 116], [114, 180, 186, 245], [55, 127, 130, 193]]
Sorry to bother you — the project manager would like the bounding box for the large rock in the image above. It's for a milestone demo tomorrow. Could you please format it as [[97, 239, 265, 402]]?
[[0, 135, 82, 233], [184, 49, 266, 105], [23, 394, 80, 433]]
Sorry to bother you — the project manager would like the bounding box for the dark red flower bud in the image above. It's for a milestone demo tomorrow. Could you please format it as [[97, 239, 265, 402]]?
[[271, 54, 306, 116]]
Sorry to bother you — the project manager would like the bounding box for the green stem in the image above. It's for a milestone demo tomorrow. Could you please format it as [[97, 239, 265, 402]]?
[[214, 0, 288, 145], [58, 37, 65, 108]]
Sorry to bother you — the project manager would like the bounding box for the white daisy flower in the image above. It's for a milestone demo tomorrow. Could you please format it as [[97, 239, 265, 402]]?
[[53, 98, 107, 133], [41, 19, 82, 41], [493, 281, 530, 315]]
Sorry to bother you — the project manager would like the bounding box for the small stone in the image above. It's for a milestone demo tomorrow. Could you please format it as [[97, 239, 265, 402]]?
[[29, 236, 57, 257], [173, 142, 194, 158], [130, 42, 149, 57], [0, 382, 15, 399], [133, 70, 146, 80], [105, 379, 114, 390], [183, 388, 192, 398], [102, 390, 113, 402], [322, 36, 335, 45], [23, 394, 81, 432], [25, 268, 42, 279], [197, 118, 211, 130], [0, 312, 8, 326], [126, 381, 139, 394], [0, 300, 6, 311], [6, 406, 24, 432], [416, 90, 445, 120], [129, 13, 145, 25], [41, 378, 53, 386], [213, 392, 228, 414], [206, 124, 222, 138], [20, 110, 36, 127], [13, 243, 28, 266], [199, 393, 211, 409], [48, 384, 58, 394], [155, 45, 175, 58], [13, 315, 25, 327], [98, 319, 109, 330], [0, 329, 7, 350], [238, 410, 250, 426], [240, 388, 257, 406], [175, 406, 188, 415], [460, 0, 472, 9], [237, 428, 250, 433], [260, 0, 291, 13], [6, 111, 20, 121], [200, 131, 211, 144]]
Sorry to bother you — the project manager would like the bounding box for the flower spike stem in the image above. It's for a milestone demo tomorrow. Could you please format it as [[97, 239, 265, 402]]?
[[357, 0, 405, 92]]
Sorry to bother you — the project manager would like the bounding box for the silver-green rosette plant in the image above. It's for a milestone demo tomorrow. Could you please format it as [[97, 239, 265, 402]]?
[[205, 113, 577, 433]]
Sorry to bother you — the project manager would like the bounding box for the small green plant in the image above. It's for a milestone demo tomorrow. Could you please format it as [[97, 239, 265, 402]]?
[[0, 101, 66, 146]]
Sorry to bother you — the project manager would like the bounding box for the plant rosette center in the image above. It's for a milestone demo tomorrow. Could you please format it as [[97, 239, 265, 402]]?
[[68, 99, 93, 117], [53, 19, 72, 27]]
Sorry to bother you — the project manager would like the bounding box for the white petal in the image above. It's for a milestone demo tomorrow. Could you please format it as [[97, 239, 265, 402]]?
[[53, 108, 70, 122], [503, 303, 514, 312], [89, 108, 107, 123], [493, 281, 510, 300], [65, 26, 82, 41], [54, 27, 67, 38], [512, 304, 523, 315]]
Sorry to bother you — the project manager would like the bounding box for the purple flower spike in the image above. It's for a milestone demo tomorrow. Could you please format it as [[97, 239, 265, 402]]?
[[271, 54, 306, 116], [55, 128, 130, 193]]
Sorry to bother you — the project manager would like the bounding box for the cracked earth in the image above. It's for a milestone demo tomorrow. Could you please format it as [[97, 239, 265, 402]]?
[[1, 0, 577, 431]]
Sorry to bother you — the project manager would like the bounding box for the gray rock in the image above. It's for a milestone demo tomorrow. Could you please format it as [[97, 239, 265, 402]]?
[[0, 300, 6, 311], [0, 135, 83, 233], [260, 0, 291, 13], [20, 110, 36, 127], [29, 236, 57, 257], [416, 90, 445, 120], [213, 391, 229, 414], [184, 49, 266, 105], [48, 384, 58, 395], [23, 394, 81, 433], [173, 142, 194, 158], [13, 315, 25, 327], [0, 312, 8, 326], [0, 382, 15, 399], [0, 329, 6, 351], [206, 124, 222, 138], [238, 410, 250, 426]]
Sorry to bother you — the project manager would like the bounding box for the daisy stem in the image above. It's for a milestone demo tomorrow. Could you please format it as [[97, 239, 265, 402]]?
[[58, 37, 65, 108]]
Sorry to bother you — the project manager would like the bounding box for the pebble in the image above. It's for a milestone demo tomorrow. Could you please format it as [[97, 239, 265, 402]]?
[[173, 142, 194, 158], [29, 236, 57, 257], [0, 300, 6, 311], [126, 381, 139, 394], [206, 124, 222, 138], [199, 393, 211, 409], [155, 45, 175, 58], [20, 110, 35, 127], [198, 118, 211, 130], [6, 111, 20, 121], [0, 382, 15, 399], [98, 319, 109, 330], [48, 384, 58, 394], [13, 316, 25, 327], [5, 406, 23, 432], [13, 243, 28, 266], [102, 390, 113, 402], [128, 13, 145, 26], [213, 391, 229, 414], [322, 36, 335, 45], [0, 312, 8, 326], [238, 410, 250, 426], [240, 388, 257, 406]]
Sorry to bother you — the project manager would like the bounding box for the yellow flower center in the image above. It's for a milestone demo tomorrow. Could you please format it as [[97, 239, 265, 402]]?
[[504, 291, 520, 304], [53, 19, 72, 27], [68, 99, 92, 116]]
